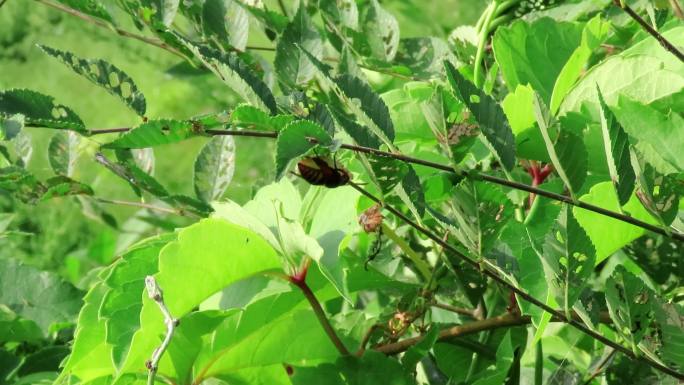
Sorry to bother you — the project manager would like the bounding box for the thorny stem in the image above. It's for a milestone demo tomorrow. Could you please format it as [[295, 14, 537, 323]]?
[[348, 181, 684, 380], [613, 0, 684, 62], [288, 267, 351, 356], [144, 276, 178, 385], [85, 127, 684, 241]]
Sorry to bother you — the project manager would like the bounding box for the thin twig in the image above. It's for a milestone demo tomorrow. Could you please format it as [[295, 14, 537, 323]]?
[[430, 302, 480, 319], [582, 348, 618, 385], [84, 127, 684, 241], [671, 0, 684, 19], [95, 198, 187, 216], [144, 276, 178, 385], [348, 181, 684, 380], [35, 0, 186, 59], [613, 0, 684, 62]]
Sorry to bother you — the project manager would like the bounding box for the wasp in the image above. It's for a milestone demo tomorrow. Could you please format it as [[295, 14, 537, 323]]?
[[297, 156, 350, 188]]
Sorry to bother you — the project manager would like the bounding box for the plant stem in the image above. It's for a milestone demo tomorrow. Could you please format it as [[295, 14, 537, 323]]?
[[430, 302, 480, 319], [84, 127, 684, 241], [144, 277, 178, 385], [35, 0, 186, 59], [348, 181, 684, 380], [381, 223, 432, 281], [535, 341, 543, 385], [613, 0, 684, 62], [95, 198, 189, 216], [289, 276, 350, 356]]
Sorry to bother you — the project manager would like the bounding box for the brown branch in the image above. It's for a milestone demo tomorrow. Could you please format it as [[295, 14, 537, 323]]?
[[348, 181, 684, 380], [613, 0, 684, 62], [35, 0, 186, 59], [83, 127, 684, 241]]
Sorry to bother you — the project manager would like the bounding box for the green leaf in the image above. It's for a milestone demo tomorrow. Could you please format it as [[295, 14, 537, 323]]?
[[542, 206, 595, 316], [194, 136, 236, 202], [533, 93, 586, 198], [39, 45, 147, 116], [0, 166, 44, 203], [550, 15, 610, 113], [275, 5, 323, 88], [605, 266, 656, 353], [597, 87, 635, 206], [402, 326, 440, 369], [612, 95, 684, 173], [57, 280, 111, 383], [362, 0, 400, 61], [0, 307, 43, 343], [12, 131, 32, 168], [320, 0, 359, 30], [48, 131, 80, 176], [95, 152, 168, 197], [444, 62, 516, 171], [275, 120, 333, 180], [573, 182, 658, 264], [0, 259, 83, 336], [335, 74, 396, 144], [368, 156, 409, 194], [40, 176, 94, 201], [492, 18, 584, 103], [202, 0, 249, 51], [103, 119, 206, 149], [100, 235, 173, 368], [116, 219, 283, 374], [158, 0, 180, 26], [559, 55, 684, 117], [655, 303, 684, 371], [634, 165, 681, 226], [330, 108, 381, 149], [292, 351, 415, 385], [176, 36, 277, 114], [308, 186, 360, 300], [1, 114, 23, 141], [394, 37, 455, 78], [54, 0, 115, 24], [470, 332, 515, 385], [501, 84, 548, 162], [0, 89, 85, 133]]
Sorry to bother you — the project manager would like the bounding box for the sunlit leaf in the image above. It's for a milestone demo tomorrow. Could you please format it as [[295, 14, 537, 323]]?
[[194, 136, 236, 202], [275, 4, 323, 88], [0, 89, 85, 133], [48, 131, 80, 176]]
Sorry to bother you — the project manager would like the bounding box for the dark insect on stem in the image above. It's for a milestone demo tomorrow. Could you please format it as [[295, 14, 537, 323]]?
[[297, 156, 351, 188]]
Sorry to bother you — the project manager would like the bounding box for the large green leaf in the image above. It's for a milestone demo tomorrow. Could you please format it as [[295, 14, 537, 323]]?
[[0, 259, 83, 336], [194, 136, 236, 203], [39, 45, 147, 116], [275, 120, 333, 180], [605, 266, 656, 353], [202, 0, 249, 51], [0, 89, 85, 133], [573, 182, 658, 264], [559, 55, 684, 117], [533, 93, 587, 198], [550, 15, 610, 113], [611, 95, 684, 173], [542, 206, 595, 317], [492, 18, 584, 103], [117, 219, 283, 374], [444, 62, 516, 171], [501, 84, 547, 161], [275, 4, 323, 88], [48, 131, 80, 177], [292, 351, 415, 385], [597, 87, 635, 206], [56, 280, 111, 383], [99, 235, 173, 368], [177, 36, 277, 114], [362, 0, 400, 61]]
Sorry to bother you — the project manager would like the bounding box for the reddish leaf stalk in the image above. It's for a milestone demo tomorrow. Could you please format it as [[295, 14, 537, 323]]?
[[287, 264, 350, 356]]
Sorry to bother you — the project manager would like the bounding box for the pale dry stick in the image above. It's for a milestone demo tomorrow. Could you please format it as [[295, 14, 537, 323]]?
[[144, 276, 179, 385]]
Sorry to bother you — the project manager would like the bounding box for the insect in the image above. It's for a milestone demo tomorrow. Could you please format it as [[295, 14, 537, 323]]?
[[297, 156, 351, 188]]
